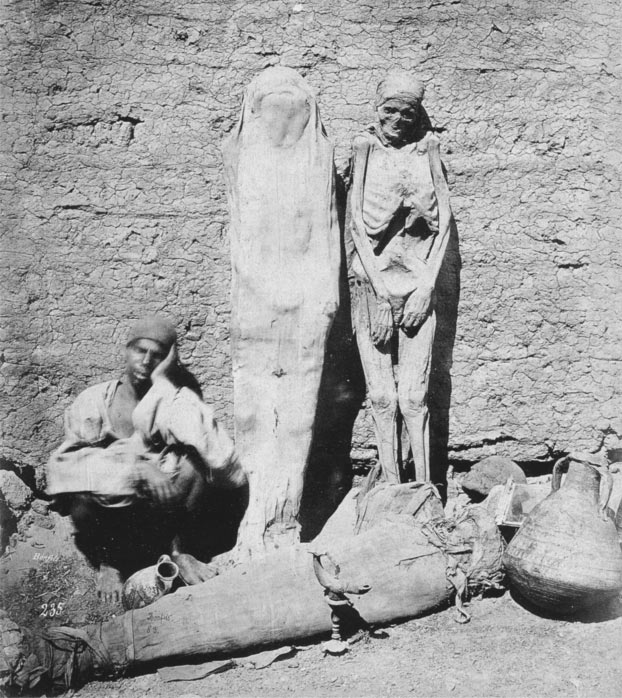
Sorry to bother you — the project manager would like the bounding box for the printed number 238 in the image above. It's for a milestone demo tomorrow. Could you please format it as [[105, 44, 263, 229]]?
[[40, 602, 64, 617]]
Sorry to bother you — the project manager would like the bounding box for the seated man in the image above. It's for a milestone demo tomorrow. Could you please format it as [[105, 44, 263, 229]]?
[[47, 315, 248, 601]]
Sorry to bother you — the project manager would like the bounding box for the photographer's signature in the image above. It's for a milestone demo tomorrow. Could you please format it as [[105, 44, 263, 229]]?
[[33, 552, 61, 563]]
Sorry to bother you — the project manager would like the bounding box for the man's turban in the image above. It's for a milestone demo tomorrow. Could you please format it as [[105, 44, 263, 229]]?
[[127, 315, 177, 350]]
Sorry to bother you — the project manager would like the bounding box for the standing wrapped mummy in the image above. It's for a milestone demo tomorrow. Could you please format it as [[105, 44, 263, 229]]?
[[222, 67, 341, 552]]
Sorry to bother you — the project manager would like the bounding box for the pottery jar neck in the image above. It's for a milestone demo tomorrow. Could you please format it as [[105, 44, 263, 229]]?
[[562, 460, 602, 501]]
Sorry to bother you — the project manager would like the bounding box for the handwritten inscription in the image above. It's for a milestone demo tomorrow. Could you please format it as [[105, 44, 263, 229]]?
[[33, 553, 61, 563], [40, 602, 65, 617], [146, 611, 172, 623], [144, 611, 173, 634]]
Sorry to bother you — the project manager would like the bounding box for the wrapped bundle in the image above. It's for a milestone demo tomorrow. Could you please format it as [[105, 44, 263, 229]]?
[[1, 485, 504, 692]]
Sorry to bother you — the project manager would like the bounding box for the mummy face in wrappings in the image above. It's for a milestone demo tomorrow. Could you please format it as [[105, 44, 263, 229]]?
[[377, 98, 421, 147], [374, 70, 426, 147], [253, 89, 311, 148], [248, 67, 313, 148]]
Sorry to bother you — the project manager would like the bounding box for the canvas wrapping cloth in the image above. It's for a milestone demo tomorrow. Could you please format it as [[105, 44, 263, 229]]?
[[222, 67, 340, 543], [46, 378, 246, 501], [422, 507, 506, 622], [1, 485, 505, 691]]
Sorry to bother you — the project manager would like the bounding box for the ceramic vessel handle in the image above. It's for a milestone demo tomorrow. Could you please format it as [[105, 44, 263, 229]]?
[[598, 468, 613, 518], [551, 457, 570, 491]]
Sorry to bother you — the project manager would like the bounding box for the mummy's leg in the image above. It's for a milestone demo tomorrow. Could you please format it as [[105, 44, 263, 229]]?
[[352, 288, 400, 483], [397, 311, 436, 482]]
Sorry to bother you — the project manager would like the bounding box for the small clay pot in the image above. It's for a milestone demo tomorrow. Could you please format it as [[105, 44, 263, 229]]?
[[121, 555, 179, 610]]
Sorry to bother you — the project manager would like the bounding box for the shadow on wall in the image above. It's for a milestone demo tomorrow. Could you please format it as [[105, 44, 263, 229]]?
[[429, 216, 461, 488], [299, 278, 366, 542], [300, 174, 366, 541], [300, 177, 462, 537]]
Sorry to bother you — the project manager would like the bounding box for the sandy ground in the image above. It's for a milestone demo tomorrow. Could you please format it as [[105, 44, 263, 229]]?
[[1, 499, 622, 698], [61, 592, 622, 698]]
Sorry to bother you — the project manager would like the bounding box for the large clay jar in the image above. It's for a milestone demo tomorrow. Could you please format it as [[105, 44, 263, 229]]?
[[503, 456, 622, 615]]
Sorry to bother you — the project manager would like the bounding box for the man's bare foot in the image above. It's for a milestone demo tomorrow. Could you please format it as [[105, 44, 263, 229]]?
[[96, 564, 123, 604], [170, 552, 219, 585]]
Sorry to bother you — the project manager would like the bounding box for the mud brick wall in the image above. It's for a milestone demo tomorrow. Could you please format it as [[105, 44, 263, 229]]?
[[1, 0, 621, 476]]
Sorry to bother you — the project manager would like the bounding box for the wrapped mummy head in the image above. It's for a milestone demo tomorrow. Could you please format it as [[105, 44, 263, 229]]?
[[375, 70, 425, 109], [374, 70, 427, 146], [245, 67, 315, 147]]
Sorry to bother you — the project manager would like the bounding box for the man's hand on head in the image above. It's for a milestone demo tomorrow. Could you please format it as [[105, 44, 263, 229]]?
[[150, 344, 179, 384]]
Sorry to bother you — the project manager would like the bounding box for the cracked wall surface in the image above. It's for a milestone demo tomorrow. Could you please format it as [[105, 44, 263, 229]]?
[[1, 0, 621, 475]]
